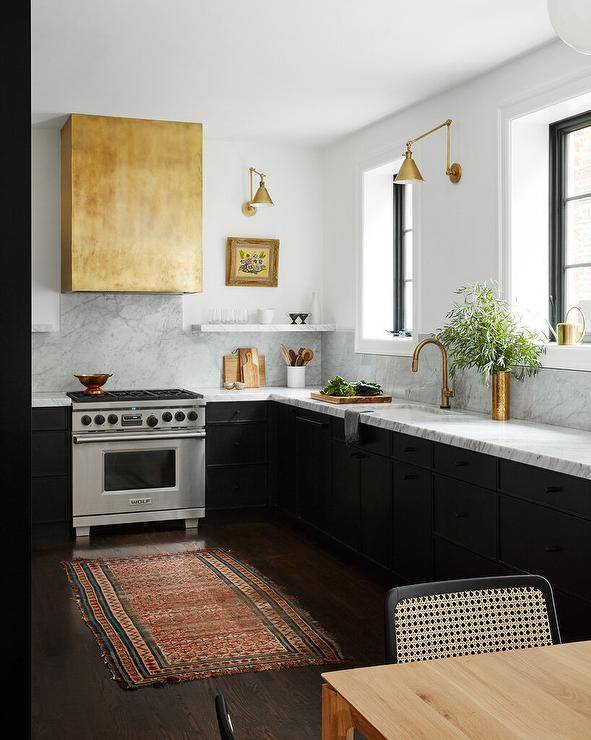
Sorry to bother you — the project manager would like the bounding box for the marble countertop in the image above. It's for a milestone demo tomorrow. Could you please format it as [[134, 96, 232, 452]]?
[[33, 387, 591, 480], [199, 387, 591, 481], [32, 392, 72, 407]]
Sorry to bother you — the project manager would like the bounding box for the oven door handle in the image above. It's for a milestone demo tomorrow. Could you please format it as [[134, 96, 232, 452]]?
[[73, 431, 206, 444]]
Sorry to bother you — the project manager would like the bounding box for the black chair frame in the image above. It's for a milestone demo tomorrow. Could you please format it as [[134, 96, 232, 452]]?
[[385, 574, 561, 664]]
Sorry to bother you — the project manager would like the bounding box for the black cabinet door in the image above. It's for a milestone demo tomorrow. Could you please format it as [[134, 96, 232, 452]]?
[[434, 537, 502, 580], [274, 403, 298, 515], [206, 423, 267, 466], [330, 439, 360, 550], [359, 453, 392, 569], [393, 462, 433, 582], [295, 411, 330, 531]]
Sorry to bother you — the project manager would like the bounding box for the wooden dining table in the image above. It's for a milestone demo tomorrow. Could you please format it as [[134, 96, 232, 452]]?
[[322, 641, 591, 739]]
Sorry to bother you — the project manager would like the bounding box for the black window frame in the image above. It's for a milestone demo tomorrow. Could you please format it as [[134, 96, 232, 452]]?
[[392, 181, 412, 335], [549, 108, 591, 335]]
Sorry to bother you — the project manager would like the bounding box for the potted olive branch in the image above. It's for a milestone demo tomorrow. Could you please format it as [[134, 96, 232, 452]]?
[[435, 283, 545, 420]]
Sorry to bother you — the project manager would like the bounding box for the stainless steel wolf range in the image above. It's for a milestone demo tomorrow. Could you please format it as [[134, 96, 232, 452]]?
[[68, 389, 205, 537]]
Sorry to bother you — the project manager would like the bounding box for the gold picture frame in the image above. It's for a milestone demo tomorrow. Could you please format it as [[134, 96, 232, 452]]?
[[226, 237, 279, 287]]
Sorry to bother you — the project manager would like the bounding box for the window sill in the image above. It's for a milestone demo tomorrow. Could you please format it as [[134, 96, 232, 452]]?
[[354, 334, 416, 357], [541, 344, 591, 371]]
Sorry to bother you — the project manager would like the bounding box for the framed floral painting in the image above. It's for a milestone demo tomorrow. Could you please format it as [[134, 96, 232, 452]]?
[[226, 237, 279, 287]]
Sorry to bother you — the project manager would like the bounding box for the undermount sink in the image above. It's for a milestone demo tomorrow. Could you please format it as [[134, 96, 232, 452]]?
[[391, 404, 460, 421]]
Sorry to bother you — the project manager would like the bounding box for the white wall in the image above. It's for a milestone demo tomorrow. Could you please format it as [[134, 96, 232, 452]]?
[[32, 128, 61, 331], [322, 40, 591, 335], [31, 132, 324, 330], [182, 140, 324, 328]]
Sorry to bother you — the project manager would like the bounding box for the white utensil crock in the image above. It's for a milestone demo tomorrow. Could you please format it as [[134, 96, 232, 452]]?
[[287, 366, 306, 388]]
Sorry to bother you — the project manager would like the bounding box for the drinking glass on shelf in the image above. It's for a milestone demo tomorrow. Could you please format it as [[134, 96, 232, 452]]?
[[210, 308, 222, 324], [237, 308, 248, 323], [222, 308, 235, 324]]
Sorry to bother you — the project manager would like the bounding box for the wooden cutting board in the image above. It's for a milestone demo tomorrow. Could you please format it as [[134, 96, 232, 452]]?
[[310, 392, 392, 404], [239, 348, 260, 387], [223, 355, 266, 386]]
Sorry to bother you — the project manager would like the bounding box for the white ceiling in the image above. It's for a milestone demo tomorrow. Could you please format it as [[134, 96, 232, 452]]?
[[32, 0, 556, 144]]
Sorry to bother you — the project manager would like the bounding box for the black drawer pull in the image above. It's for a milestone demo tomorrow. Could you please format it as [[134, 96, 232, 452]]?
[[233, 410, 241, 416], [233, 441, 241, 447], [545, 486, 562, 493], [296, 416, 328, 428], [403, 474, 418, 480], [454, 461, 469, 467], [455, 511, 469, 519], [403, 446, 416, 453], [544, 545, 563, 553], [233, 484, 240, 491]]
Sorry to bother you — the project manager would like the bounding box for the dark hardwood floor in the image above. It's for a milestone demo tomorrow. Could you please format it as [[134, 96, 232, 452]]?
[[32, 511, 388, 739]]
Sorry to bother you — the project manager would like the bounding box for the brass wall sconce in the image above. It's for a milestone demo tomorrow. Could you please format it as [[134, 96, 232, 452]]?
[[242, 166, 274, 216], [395, 118, 462, 184]]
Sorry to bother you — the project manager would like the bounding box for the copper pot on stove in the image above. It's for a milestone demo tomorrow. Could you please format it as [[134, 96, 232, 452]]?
[[73, 373, 113, 395]]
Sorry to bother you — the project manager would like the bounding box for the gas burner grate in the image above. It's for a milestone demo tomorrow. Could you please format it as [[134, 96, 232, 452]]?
[[67, 388, 201, 402]]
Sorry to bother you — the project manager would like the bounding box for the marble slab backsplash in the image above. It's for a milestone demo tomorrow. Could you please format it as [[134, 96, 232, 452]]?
[[322, 331, 591, 432], [32, 294, 322, 391]]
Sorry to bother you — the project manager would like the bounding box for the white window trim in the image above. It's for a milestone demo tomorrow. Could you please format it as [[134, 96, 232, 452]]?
[[499, 70, 591, 372], [354, 141, 422, 357]]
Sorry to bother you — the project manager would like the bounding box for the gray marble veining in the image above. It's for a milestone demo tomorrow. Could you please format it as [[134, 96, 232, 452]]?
[[321, 331, 591, 432], [32, 294, 322, 392]]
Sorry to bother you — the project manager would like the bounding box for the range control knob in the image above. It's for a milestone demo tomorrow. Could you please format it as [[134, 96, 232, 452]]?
[[187, 410, 198, 421], [146, 415, 158, 427], [162, 411, 173, 422], [107, 414, 118, 425], [94, 414, 105, 425], [175, 411, 186, 422], [81, 415, 92, 426]]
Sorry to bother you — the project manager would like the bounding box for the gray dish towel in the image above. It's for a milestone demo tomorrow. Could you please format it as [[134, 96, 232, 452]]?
[[344, 409, 373, 446]]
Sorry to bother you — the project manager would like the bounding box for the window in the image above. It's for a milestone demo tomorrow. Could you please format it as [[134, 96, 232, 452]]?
[[393, 182, 413, 335], [358, 156, 415, 355], [550, 109, 591, 337]]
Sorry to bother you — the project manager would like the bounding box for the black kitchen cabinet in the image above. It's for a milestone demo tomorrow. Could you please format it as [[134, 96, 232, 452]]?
[[330, 439, 361, 550], [359, 452, 392, 569], [205, 402, 269, 510], [295, 410, 331, 531], [393, 462, 432, 582], [32, 406, 71, 525], [271, 402, 298, 515], [223, 400, 591, 642]]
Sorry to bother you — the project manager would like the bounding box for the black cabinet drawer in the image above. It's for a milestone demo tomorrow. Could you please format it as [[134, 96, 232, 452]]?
[[206, 465, 268, 509], [499, 459, 591, 519], [32, 431, 69, 477], [393, 462, 433, 582], [206, 423, 267, 466], [435, 537, 502, 581], [32, 406, 69, 431], [206, 401, 268, 424], [331, 417, 391, 457], [32, 476, 70, 524], [554, 590, 591, 643], [433, 475, 497, 559], [500, 496, 591, 602], [434, 443, 497, 490], [392, 432, 432, 468]]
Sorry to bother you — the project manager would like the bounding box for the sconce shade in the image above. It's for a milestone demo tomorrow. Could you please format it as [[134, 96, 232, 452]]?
[[395, 151, 424, 184], [252, 182, 274, 206]]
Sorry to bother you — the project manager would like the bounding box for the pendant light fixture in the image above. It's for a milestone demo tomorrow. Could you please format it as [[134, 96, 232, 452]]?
[[395, 118, 462, 184], [242, 166, 274, 216], [547, 0, 591, 55]]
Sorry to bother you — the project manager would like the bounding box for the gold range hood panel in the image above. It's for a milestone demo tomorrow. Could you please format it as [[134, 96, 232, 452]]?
[[61, 114, 202, 293]]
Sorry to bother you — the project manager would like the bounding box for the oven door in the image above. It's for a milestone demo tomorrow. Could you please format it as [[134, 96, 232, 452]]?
[[72, 431, 205, 517]]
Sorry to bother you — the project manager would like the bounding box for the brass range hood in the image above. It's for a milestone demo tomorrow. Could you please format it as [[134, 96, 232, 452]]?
[[61, 114, 203, 293]]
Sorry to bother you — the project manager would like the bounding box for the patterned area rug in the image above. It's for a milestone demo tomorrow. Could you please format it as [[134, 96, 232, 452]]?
[[63, 548, 342, 689]]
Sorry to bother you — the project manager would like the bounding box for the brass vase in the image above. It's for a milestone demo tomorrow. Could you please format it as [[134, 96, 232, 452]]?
[[491, 371, 510, 421]]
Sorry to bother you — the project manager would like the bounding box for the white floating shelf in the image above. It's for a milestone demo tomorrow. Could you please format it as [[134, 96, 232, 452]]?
[[191, 323, 335, 333]]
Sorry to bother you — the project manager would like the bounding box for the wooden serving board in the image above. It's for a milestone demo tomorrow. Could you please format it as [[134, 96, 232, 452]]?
[[310, 392, 392, 404], [223, 355, 266, 386]]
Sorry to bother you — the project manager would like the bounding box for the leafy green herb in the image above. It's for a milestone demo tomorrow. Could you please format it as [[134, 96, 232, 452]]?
[[320, 376, 383, 397], [435, 282, 545, 384]]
